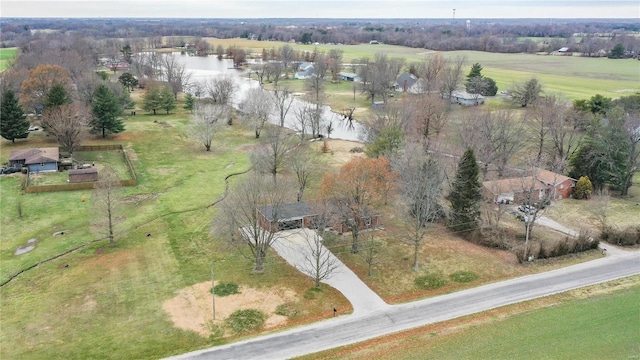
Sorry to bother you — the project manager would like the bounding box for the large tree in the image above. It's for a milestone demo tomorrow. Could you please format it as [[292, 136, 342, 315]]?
[[0, 90, 29, 143], [395, 145, 444, 270], [448, 148, 482, 234], [41, 102, 87, 156], [321, 157, 395, 253], [510, 78, 542, 108], [189, 102, 227, 151], [159, 86, 177, 114], [20, 64, 73, 114], [239, 87, 273, 138], [142, 85, 161, 115], [44, 83, 72, 109], [217, 173, 291, 273], [118, 72, 138, 92], [90, 84, 124, 138]]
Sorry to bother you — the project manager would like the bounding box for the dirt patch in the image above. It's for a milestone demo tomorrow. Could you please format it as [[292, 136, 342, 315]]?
[[122, 193, 159, 204], [318, 139, 365, 166], [153, 120, 172, 128], [162, 281, 298, 336]]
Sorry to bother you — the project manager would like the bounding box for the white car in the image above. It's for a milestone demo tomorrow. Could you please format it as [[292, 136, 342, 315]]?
[[28, 126, 39, 131], [518, 205, 536, 215]]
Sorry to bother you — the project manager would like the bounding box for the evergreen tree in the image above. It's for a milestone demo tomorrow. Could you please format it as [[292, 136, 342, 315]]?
[[45, 83, 72, 109], [608, 43, 625, 59], [159, 86, 176, 114], [1, 90, 30, 143], [448, 148, 482, 233], [142, 86, 161, 115], [90, 84, 124, 138], [184, 92, 195, 113], [466, 63, 483, 81]]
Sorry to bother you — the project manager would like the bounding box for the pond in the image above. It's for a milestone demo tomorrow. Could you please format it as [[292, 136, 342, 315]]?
[[171, 53, 367, 142]]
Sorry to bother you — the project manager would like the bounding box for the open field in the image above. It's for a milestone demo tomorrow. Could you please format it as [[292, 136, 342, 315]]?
[[0, 47, 18, 71], [299, 276, 640, 360], [209, 38, 639, 100]]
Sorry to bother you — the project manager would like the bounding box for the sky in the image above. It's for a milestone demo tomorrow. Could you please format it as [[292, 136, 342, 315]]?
[[1, 0, 639, 19]]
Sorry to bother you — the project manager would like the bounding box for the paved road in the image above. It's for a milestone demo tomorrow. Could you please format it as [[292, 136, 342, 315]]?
[[166, 251, 640, 360]]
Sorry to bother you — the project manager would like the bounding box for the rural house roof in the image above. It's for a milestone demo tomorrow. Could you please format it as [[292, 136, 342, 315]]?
[[9, 147, 59, 165], [483, 169, 576, 196], [257, 201, 316, 222], [451, 91, 484, 100], [394, 72, 418, 89]]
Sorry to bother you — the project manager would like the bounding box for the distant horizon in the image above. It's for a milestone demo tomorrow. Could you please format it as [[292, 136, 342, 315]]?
[[2, 1, 639, 20]]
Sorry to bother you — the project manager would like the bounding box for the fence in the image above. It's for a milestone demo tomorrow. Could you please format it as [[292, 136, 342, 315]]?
[[24, 145, 137, 194]]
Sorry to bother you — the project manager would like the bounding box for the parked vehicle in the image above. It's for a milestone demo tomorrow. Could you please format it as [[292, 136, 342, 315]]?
[[1, 167, 21, 174], [28, 126, 40, 131]]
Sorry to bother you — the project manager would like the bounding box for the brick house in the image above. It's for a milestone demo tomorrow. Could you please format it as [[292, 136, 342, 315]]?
[[483, 168, 576, 204]]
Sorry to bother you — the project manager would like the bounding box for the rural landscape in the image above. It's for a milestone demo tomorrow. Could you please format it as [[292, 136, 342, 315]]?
[[1, 13, 639, 360]]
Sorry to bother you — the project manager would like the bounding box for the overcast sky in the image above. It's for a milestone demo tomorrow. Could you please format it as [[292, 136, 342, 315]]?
[[2, 0, 639, 19]]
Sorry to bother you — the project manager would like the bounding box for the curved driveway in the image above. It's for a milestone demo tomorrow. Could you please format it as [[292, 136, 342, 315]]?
[[167, 249, 640, 360]]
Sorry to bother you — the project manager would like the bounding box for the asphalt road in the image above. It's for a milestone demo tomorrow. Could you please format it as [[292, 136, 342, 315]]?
[[167, 251, 640, 360]]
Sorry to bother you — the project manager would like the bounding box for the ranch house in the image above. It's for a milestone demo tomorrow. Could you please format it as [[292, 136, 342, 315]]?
[[483, 168, 576, 204], [8, 147, 59, 173], [257, 200, 380, 233]]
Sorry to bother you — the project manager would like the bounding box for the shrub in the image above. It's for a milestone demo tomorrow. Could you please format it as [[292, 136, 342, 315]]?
[[601, 226, 640, 246], [212, 283, 240, 297], [414, 272, 447, 290], [574, 176, 593, 200], [225, 309, 266, 334], [449, 271, 479, 283], [274, 302, 300, 318]]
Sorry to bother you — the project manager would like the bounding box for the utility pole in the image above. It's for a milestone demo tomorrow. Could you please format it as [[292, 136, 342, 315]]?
[[211, 265, 216, 320]]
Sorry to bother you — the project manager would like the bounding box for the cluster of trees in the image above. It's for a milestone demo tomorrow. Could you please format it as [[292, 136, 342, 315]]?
[[3, 17, 639, 56]]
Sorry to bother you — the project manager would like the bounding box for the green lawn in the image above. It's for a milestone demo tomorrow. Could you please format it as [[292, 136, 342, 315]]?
[[0, 47, 18, 72], [300, 281, 640, 360]]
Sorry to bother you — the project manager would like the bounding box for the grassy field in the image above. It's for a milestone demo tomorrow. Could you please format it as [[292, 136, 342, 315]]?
[[209, 38, 639, 100], [0, 104, 351, 359], [299, 277, 640, 360], [0, 47, 18, 71]]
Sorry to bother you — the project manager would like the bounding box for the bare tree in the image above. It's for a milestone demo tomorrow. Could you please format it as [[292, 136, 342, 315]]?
[[409, 93, 449, 149], [297, 207, 339, 287], [40, 103, 88, 158], [358, 53, 405, 104], [252, 126, 294, 183], [238, 87, 273, 139], [205, 74, 237, 106], [419, 53, 447, 94], [304, 52, 329, 105], [279, 44, 296, 77], [394, 144, 444, 270], [327, 48, 344, 81], [545, 97, 581, 173], [92, 167, 123, 248], [289, 144, 319, 202], [440, 56, 466, 107], [459, 109, 524, 178], [217, 173, 291, 273], [359, 222, 381, 277], [162, 54, 192, 99], [265, 61, 284, 87], [271, 86, 294, 128], [189, 102, 227, 151]]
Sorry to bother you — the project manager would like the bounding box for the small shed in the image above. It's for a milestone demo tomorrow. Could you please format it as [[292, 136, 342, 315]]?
[[449, 91, 484, 106], [68, 168, 98, 183]]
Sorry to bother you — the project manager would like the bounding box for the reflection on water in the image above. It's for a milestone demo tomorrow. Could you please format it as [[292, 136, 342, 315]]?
[[171, 53, 366, 142]]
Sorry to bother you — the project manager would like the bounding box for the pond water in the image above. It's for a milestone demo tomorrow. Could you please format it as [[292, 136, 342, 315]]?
[[171, 53, 366, 142]]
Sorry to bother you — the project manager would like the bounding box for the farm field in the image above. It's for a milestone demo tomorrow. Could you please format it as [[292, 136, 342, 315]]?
[[208, 38, 640, 100], [299, 277, 640, 360], [0, 47, 17, 71]]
